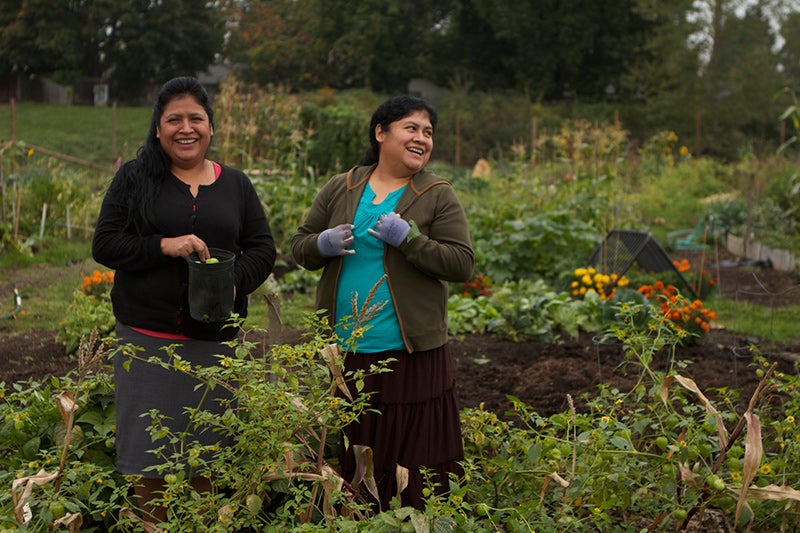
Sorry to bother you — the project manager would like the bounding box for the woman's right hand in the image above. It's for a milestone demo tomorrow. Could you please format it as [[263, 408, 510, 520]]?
[[160, 235, 210, 260], [317, 224, 355, 256]]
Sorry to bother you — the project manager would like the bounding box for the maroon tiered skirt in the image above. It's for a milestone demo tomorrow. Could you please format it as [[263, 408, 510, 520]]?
[[340, 343, 464, 510]]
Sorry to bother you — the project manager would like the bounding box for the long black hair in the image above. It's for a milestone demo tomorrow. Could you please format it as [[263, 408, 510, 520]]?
[[360, 95, 437, 166], [112, 76, 214, 232]]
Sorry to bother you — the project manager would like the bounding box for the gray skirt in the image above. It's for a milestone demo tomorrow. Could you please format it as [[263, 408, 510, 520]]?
[[113, 322, 235, 477]]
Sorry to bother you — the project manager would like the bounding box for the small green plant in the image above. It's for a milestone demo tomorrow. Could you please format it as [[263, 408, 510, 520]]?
[[57, 270, 115, 355]]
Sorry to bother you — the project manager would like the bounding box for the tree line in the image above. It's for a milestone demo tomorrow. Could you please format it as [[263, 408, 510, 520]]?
[[2, 0, 799, 159]]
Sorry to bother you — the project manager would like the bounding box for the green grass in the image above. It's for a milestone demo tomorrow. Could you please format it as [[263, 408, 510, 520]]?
[[0, 102, 152, 165], [0, 240, 102, 332], [708, 297, 800, 345]]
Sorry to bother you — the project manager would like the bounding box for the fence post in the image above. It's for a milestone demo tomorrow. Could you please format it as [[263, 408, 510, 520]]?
[[39, 203, 48, 239], [10, 98, 15, 142], [66, 204, 72, 240], [112, 101, 118, 160], [454, 112, 461, 168]]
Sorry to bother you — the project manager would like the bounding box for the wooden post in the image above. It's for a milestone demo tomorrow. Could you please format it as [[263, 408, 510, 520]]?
[[39, 203, 47, 239], [112, 101, 118, 160], [0, 155, 5, 222], [10, 98, 15, 142], [454, 112, 461, 168], [13, 183, 21, 240], [694, 109, 702, 156], [66, 204, 72, 240]]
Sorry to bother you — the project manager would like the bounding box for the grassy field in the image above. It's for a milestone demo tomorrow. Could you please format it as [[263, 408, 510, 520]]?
[[0, 101, 152, 165]]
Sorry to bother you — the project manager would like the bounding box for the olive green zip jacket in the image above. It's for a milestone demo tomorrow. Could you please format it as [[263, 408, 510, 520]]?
[[291, 164, 474, 353]]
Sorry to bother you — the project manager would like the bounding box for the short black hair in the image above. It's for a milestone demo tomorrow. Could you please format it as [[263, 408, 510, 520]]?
[[361, 95, 437, 165]]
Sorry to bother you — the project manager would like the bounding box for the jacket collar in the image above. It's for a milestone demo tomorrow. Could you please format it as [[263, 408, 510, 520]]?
[[345, 164, 449, 195]]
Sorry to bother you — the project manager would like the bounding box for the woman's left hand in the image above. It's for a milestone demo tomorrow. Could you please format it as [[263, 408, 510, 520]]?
[[368, 212, 410, 247]]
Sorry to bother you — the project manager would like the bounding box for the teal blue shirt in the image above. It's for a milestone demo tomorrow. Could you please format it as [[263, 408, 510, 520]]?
[[335, 184, 405, 352]]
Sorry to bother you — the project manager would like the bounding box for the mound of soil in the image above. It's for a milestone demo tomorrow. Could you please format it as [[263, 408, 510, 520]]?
[[1, 249, 798, 418]]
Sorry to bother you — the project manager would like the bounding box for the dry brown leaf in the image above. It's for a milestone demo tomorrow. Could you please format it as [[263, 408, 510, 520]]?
[[660, 375, 729, 449], [735, 411, 763, 525], [677, 462, 698, 485], [53, 512, 83, 532], [322, 344, 352, 401], [539, 472, 570, 504], [56, 391, 78, 426], [11, 469, 58, 523], [118, 508, 162, 533], [731, 483, 800, 502], [396, 464, 409, 501], [351, 445, 380, 504]]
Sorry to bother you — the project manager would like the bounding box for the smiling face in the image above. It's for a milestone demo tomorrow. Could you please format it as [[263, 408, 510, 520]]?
[[156, 95, 214, 170], [375, 109, 433, 176]]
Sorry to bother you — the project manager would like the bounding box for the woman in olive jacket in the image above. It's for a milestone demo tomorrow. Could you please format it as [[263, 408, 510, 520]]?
[[292, 95, 473, 510]]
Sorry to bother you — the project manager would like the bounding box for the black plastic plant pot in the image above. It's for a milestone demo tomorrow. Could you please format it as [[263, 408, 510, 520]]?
[[186, 248, 235, 322]]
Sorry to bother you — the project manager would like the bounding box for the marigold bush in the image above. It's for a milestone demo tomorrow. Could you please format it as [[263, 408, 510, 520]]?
[[570, 266, 629, 300], [637, 280, 717, 336]]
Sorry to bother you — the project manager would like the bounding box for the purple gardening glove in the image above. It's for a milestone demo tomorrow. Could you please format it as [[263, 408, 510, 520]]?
[[317, 224, 355, 256], [368, 212, 410, 247]]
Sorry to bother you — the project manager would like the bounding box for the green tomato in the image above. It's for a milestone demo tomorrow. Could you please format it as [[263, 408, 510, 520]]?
[[698, 442, 713, 458], [164, 474, 178, 484], [475, 502, 490, 516], [246, 494, 262, 514], [673, 508, 688, 521], [664, 414, 680, 430], [728, 445, 744, 459], [49, 501, 66, 519], [655, 436, 669, 451], [547, 448, 562, 461], [707, 474, 726, 491]]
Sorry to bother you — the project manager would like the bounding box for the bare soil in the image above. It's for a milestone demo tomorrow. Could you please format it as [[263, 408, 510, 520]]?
[[1, 249, 799, 419]]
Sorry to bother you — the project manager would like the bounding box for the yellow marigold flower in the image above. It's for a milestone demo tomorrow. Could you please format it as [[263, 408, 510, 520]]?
[[27, 148, 35, 157], [786, 415, 795, 424], [731, 471, 742, 481], [582, 274, 592, 285], [679, 146, 689, 156], [759, 464, 773, 475], [574, 268, 587, 277]]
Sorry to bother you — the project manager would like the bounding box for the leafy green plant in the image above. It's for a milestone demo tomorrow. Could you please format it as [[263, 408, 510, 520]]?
[[57, 270, 115, 355], [477, 211, 599, 284], [448, 278, 603, 341]]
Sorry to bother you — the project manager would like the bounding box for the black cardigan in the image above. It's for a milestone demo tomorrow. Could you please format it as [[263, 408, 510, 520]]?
[[92, 163, 276, 340]]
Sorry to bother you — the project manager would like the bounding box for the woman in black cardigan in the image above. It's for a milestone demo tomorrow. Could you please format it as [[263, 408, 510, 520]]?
[[92, 76, 275, 523]]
